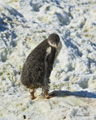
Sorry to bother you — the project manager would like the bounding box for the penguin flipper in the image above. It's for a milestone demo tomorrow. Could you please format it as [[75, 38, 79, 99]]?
[[43, 48, 56, 91]]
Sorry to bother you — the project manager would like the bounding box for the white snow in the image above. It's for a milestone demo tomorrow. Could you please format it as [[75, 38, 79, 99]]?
[[0, 0, 96, 120]]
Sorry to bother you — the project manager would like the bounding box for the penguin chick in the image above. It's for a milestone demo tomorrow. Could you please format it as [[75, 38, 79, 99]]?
[[21, 33, 62, 99]]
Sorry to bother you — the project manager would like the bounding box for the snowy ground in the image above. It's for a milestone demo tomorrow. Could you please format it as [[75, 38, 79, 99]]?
[[0, 0, 96, 120]]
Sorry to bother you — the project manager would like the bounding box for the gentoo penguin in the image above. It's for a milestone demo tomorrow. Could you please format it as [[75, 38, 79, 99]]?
[[21, 33, 62, 99]]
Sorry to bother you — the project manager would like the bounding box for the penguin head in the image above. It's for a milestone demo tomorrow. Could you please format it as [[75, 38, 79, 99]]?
[[48, 33, 60, 48]]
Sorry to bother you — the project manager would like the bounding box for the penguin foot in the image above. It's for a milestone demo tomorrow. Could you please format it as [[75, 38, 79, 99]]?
[[30, 95, 36, 100], [29, 89, 36, 100], [45, 93, 56, 99]]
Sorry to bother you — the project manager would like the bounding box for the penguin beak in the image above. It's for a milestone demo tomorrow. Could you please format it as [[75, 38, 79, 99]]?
[[52, 43, 57, 48], [54, 43, 58, 48]]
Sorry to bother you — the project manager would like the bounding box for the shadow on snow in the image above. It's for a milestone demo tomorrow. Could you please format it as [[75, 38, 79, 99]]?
[[50, 90, 96, 99]]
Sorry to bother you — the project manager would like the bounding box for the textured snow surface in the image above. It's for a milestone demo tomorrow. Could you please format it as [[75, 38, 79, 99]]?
[[0, 0, 96, 120]]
